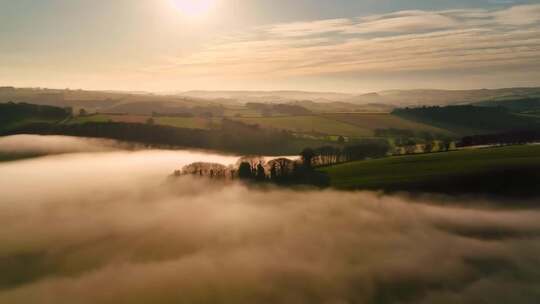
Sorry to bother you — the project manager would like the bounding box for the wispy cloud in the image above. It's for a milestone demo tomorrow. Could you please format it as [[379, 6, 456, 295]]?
[[348, 10, 460, 34], [161, 4, 540, 82], [265, 18, 354, 37], [494, 4, 540, 25]]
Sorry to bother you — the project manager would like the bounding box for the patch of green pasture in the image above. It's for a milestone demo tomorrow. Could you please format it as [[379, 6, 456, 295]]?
[[323, 113, 453, 136], [321, 145, 540, 189], [0, 153, 40, 162], [1, 118, 62, 132], [154, 117, 220, 130], [65, 115, 111, 124], [233, 115, 372, 137]]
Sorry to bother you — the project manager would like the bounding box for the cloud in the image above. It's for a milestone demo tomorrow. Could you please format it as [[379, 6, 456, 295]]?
[[265, 18, 353, 37], [495, 4, 540, 25], [351, 10, 459, 34], [162, 4, 540, 83], [0, 136, 540, 303]]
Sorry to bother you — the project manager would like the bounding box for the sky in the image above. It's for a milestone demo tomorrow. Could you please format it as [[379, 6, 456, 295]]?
[[0, 0, 539, 93]]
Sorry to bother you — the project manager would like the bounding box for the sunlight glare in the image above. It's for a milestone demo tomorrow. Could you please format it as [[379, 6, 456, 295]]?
[[171, 0, 218, 18]]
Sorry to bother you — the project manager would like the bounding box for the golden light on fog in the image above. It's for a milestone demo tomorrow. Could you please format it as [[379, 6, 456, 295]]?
[[171, 0, 218, 18]]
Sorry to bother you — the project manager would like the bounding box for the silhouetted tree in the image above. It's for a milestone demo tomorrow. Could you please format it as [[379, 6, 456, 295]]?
[[270, 163, 278, 181], [237, 156, 265, 175], [316, 146, 340, 165], [238, 162, 254, 180], [181, 162, 229, 179], [300, 148, 316, 169], [424, 142, 434, 153], [0, 102, 71, 126], [256, 163, 266, 181], [268, 158, 294, 182], [341, 140, 390, 161]]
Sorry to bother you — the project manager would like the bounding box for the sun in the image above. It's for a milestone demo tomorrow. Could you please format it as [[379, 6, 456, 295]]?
[[171, 0, 218, 18]]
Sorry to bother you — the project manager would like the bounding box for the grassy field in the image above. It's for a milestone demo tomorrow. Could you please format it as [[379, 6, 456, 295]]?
[[320, 145, 540, 196], [1, 118, 63, 133], [233, 113, 454, 137], [322, 113, 451, 135], [223, 106, 262, 117], [233, 115, 372, 136], [154, 117, 218, 130], [67, 114, 112, 124], [68, 114, 150, 124], [0, 153, 20, 162], [68, 114, 218, 130], [0, 153, 39, 162], [66, 112, 454, 138]]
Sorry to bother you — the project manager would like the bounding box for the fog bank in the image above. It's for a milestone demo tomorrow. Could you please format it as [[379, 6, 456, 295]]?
[[0, 135, 128, 154], [0, 139, 540, 303]]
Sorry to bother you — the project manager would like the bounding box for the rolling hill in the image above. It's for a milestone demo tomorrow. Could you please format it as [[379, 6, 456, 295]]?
[[320, 144, 540, 197], [347, 87, 540, 107], [393, 105, 540, 135]]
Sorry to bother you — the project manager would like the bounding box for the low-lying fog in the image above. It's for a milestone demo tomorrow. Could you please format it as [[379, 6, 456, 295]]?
[[0, 134, 125, 154], [1, 135, 540, 303]]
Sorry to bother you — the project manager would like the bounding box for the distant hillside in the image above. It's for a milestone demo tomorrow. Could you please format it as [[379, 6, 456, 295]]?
[[179, 90, 353, 103], [347, 87, 540, 107], [289, 100, 394, 113], [104, 102, 224, 116], [180, 87, 540, 107], [0, 87, 219, 115], [3, 86, 540, 116], [474, 97, 540, 113], [0, 102, 71, 131], [393, 105, 540, 135], [321, 145, 540, 197]]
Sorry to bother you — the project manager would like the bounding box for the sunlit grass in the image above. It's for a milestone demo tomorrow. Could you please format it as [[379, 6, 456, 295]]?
[[322, 145, 540, 189]]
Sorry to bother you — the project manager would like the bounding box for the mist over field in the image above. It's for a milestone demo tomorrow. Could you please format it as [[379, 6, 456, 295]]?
[[0, 135, 124, 155], [0, 136, 539, 303]]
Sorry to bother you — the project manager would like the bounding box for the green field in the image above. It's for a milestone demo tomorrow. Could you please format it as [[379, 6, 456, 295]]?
[[68, 114, 218, 130], [66, 112, 454, 139], [0, 153, 39, 162], [67, 114, 112, 124], [154, 117, 218, 130], [223, 106, 263, 117], [233, 113, 453, 138], [68, 114, 150, 124], [0, 118, 63, 133], [232, 113, 444, 137], [322, 113, 451, 135], [0, 153, 19, 162], [233, 115, 372, 136], [320, 145, 540, 196]]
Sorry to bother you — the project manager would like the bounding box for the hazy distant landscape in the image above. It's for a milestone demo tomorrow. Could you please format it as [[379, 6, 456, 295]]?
[[3, 89, 540, 195], [2, 0, 540, 303], [3, 86, 540, 142], [3, 84, 540, 304]]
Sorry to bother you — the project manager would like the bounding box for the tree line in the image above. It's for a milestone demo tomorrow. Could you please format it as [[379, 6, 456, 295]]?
[[305, 139, 390, 166], [174, 155, 329, 187], [3, 118, 330, 155], [460, 130, 540, 147], [174, 139, 392, 187], [393, 105, 540, 133], [0, 102, 71, 127]]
